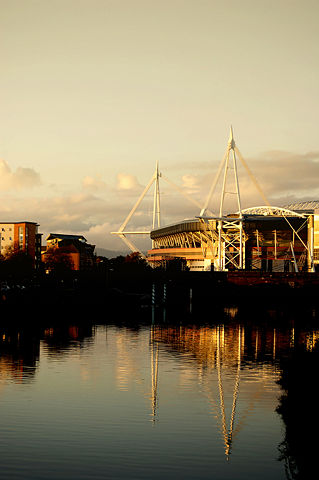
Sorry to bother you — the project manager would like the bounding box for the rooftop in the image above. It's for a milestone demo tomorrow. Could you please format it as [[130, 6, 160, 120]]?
[[46, 233, 87, 242]]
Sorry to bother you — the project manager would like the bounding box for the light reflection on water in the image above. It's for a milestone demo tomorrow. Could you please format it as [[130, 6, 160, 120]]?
[[0, 319, 318, 479]]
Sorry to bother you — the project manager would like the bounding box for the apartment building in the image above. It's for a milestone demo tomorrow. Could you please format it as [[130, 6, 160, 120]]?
[[0, 221, 42, 268], [42, 233, 95, 271]]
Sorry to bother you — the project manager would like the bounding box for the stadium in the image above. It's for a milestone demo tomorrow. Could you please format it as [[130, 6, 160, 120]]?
[[147, 204, 318, 272], [113, 130, 319, 273]]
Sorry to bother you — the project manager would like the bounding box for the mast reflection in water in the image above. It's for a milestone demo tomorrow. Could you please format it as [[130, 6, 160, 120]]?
[[0, 315, 318, 480]]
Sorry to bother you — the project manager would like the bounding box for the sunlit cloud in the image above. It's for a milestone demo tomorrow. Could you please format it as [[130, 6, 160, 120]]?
[[1, 149, 319, 253], [181, 174, 201, 194], [116, 173, 141, 191], [250, 150, 319, 198], [85, 222, 120, 249], [82, 175, 107, 192], [0, 159, 41, 191], [178, 150, 319, 212]]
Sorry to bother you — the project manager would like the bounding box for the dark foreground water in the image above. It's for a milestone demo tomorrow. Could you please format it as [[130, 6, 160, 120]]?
[[0, 309, 318, 479]]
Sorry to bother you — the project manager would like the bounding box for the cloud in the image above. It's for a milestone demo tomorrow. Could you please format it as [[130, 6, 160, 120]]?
[[84, 222, 151, 252], [84, 222, 123, 249], [0, 159, 41, 190], [250, 150, 319, 196], [230, 150, 319, 208], [181, 174, 201, 194], [181, 150, 319, 212], [82, 175, 107, 192], [0, 192, 107, 234], [116, 173, 140, 191], [1, 148, 319, 252]]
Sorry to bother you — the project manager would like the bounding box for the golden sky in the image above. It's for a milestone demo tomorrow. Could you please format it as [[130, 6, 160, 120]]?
[[0, 0, 318, 251]]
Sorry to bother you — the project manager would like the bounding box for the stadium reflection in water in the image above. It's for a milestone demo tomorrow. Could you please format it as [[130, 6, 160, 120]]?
[[0, 314, 318, 480]]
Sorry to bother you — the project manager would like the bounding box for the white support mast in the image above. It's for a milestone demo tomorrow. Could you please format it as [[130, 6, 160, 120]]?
[[219, 126, 242, 217], [111, 162, 162, 257], [200, 127, 272, 271], [201, 126, 270, 218], [112, 160, 205, 257], [152, 160, 161, 230], [216, 127, 244, 270]]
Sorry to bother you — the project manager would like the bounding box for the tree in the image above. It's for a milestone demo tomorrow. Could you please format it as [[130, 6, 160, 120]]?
[[0, 248, 34, 279], [124, 252, 151, 272], [43, 247, 74, 276]]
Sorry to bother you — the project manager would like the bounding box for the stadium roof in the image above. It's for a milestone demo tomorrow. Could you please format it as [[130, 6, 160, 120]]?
[[284, 201, 319, 212]]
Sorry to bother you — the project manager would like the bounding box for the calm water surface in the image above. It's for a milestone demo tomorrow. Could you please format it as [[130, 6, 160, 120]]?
[[0, 312, 318, 479]]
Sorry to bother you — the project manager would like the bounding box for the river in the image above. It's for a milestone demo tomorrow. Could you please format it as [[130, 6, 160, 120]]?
[[0, 307, 318, 479]]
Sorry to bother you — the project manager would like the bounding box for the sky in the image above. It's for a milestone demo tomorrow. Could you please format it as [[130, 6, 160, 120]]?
[[1, 0, 319, 253]]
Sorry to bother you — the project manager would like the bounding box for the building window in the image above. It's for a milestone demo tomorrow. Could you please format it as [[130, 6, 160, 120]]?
[[19, 226, 24, 250]]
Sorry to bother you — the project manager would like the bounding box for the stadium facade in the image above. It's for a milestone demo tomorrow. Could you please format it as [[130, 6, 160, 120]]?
[[147, 204, 319, 272]]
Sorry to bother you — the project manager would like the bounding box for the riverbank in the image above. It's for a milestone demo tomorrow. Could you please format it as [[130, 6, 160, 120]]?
[[1, 270, 319, 324]]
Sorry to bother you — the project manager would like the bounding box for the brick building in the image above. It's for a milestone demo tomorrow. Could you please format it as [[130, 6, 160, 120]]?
[[0, 221, 42, 268], [42, 233, 95, 271]]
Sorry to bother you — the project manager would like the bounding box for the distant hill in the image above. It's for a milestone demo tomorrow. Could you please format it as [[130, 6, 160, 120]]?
[[95, 247, 129, 258]]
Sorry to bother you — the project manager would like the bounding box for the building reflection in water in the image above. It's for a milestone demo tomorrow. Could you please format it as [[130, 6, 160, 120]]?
[[42, 324, 95, 357], [150, 322, 319, 463], [0, 323, 95, 386], [150, 328, 159, 423], [115, 329, 136, 391], [0, 328, 40, 384], [150, 324, 273, 457], [216, 325, 241, 458], [1, 316, 319, 478]]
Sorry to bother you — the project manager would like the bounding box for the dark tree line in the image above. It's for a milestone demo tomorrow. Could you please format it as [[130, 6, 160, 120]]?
[[0, 249, 34, 280]]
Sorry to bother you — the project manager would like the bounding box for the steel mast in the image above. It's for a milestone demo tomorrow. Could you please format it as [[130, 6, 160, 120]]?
[[111, 162, 162, 257], [200, 127, 270, 271]]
